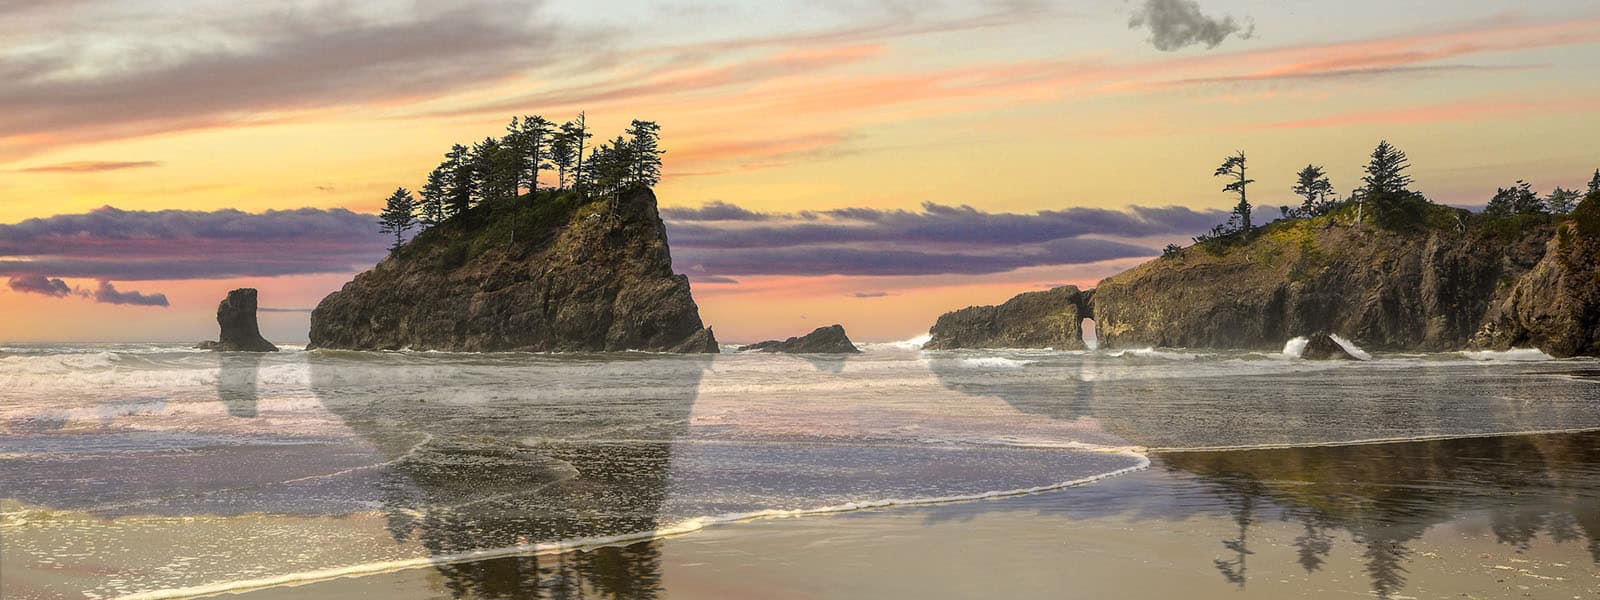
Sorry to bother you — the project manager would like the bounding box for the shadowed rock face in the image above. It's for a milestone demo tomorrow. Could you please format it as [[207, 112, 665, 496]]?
[[1301, 333, 1357, 360], [197, 288, 278, 352], [308, 189, 718, 352], [924, 286, 1091, 350], [739, 324, 860, 354], [1473, 219, 1600, 357]]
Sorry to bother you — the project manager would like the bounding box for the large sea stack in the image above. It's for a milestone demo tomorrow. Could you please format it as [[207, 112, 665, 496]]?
[[197, 288, 278, 352], [928, 199, 1600, 358], [309, 188, 718, 352]]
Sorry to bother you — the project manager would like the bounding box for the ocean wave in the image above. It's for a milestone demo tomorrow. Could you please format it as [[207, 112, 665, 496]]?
[[1104, 348, 1205, 361], [1460, 348, 1554, 362], [956, 357, 1036, 369]]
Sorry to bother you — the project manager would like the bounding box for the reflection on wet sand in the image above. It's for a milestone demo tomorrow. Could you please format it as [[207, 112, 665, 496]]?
[[311, 353, 715, 599], [1163, 431, 1600, 599]]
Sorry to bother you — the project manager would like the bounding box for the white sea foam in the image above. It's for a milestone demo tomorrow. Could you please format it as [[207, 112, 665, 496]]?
[[1460, 348, 1555, 362], [1105, 348, 1203, 361], [1327, 334, 1372, 361], [887, 333, 932, 350], [957, 357, 1035, 369], [1282, 336, 1310, 358]]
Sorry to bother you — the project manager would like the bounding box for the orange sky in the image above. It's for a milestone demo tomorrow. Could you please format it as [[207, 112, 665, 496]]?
[[3, 1, 1599, 343]]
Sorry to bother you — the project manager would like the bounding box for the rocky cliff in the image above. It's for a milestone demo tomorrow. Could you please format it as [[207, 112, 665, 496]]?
[[309, 188, 717, 352], [925, 285, 1092, 350], [739, 324, 860, 353], [928, 200, 1600, 357]]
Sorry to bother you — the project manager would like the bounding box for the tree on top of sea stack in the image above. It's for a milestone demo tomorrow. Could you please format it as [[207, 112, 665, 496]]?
[[378, 187, 417, 251], [1215, 151, 1254, 233]]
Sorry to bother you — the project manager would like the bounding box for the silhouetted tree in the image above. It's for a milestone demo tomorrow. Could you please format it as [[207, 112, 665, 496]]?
[[565, 113, 593, 193], [1485, 180, 1542, 216], [625, 119, 664, 188], [445, 144, 475, 216], [378, 187, 417, 250], [1291, 164, 1335, 217], [550, 130, 575, 190], [1359, 141, 1429, 230], [418, 167, 448, 226], [517, 115, 554, 195], [1588, 169, 1600, 196], [1545, 186, 1580, 215], [1215, 151, 1254, 232]]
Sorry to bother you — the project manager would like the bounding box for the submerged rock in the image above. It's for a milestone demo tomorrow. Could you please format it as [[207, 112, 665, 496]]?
[[739, 324, 860, 354], [197, 288, 278, 352], [1300, 333, 1358, 360], [309, 188, 717, 352], [924, 286, 1092, 350]]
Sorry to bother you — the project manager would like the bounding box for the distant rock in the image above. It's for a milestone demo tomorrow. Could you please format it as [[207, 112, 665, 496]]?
[[924, 286, 1092, 350], [309, 188, 718, 352], [1300, 333, 1357, 360], [739, 325, 860, 354], [197, 288, 278, 352]]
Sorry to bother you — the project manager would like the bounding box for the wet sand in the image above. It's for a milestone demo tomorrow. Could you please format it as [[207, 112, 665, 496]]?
[[230, 432, 1600, 600]]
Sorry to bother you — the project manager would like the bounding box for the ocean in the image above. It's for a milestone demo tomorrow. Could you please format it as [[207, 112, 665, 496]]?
[[2, 341, 1597, 599]]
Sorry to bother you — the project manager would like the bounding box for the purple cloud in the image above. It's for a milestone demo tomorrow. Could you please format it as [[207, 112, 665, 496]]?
[[7, 274, 71, 297], [91, 281, 168, 307]]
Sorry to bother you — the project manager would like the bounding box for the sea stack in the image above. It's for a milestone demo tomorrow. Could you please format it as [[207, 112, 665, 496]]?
[[739, 325, 861, 354], [309, 188, 718, 352], [924, 286, 1092, 350], [197, 288, 278, 352], [1300, 333, 1358, 360]]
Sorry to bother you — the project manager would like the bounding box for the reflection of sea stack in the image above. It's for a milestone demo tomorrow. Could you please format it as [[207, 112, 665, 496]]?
[[216, 353, 263, 417], [739, 324, 860, 353], [1301, 333, 1358, 360], [196, 288, 278, 352]]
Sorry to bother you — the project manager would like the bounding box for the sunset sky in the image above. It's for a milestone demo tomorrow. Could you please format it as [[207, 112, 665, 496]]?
[[3, 0, 1599, 343]]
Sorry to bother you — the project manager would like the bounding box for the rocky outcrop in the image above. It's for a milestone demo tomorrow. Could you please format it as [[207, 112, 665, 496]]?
[[309, 188, 718, 352], [1301, 333, 1358, 360], [1091, 213, 1554, 352], [924, 286, 1092, 350], [197, 288, 278, 352], [739, 324, 860, 353], [1472, 216, 1600, 357]]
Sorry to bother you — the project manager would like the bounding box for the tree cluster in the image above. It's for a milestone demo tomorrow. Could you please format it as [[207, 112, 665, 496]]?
[[377, 113, 666, 249]]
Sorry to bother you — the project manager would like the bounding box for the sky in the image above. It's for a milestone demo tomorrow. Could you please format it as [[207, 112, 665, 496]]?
[[2, 0, 1599, 343]]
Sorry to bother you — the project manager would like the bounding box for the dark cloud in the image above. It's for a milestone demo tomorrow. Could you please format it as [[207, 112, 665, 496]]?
[[7, 274, 71, 297], [17, 161, 160, 174], [0, 205, 389, 281], [1128, 0, 1253, 52], [692, 275, 740, 284], [850, 291, 892, 298], [676, 239, 1157, 277], [91, 281, 167, 307], [661, 201, 770, 222], [0, 1, 583, 158]]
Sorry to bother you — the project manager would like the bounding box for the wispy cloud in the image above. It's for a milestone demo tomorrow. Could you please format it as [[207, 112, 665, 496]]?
[[1252, 96, 1600, 131], [16, 160, 161, 174]]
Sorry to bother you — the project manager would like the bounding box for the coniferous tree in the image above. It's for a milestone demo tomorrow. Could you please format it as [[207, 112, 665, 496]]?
[[564, 113, 593, 193], [378, 187, 417, 251], [1545, 187, 1580, 215], [1291, 164, 1334, 217], [550, 131, 575, 190], [1214, 151, 1254, 232], [1485, 180, 1543, 216], [625, 119, 664, 188], [501, 117, 529, 196], [1359, 140, 1429, 230], [1589, 169, 1600, 196], [418, 168, 447, 226], [445, 144, 475, 216], [518, 115, 554, 195]]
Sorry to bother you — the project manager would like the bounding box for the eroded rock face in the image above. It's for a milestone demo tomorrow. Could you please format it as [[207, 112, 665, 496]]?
[[739, 324, 860, 354], [924, 286, 1092, 350], [197, 288, 278, 352], [1092, 219, 1553, 352], [1472, 220, 1600, 358], [1301, 333, 1358, 360], [309, 188, 718, 352]]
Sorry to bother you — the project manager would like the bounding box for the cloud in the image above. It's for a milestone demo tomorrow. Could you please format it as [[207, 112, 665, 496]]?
[[850, 291, 892, 298], [665, 201, 1224, 277], [1128, 0, 1253, 52], [0, 205, 389, 281], [7, 274, 71, 297], [0, 1, 587, 159], [258, 307, 315, 313], [90, 281, 167, 307], [691, 275, 741, 284], [17, 161, 161, 174]]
